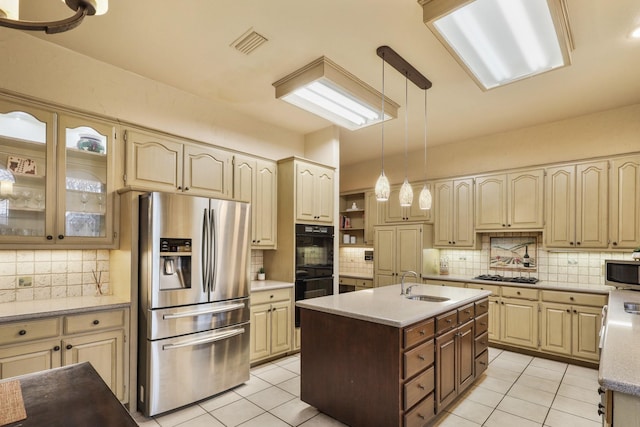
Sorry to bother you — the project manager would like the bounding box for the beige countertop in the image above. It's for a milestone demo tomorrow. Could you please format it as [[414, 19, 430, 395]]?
[[0, 295, 131, 323], [296, 283, 491, 328], [423, 274, 612, 294], [599, 289, 640, 396], [250, 280, 294, 292]]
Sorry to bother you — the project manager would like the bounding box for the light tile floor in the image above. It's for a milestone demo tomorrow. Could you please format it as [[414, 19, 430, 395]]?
[[133, 348, 602, 427]]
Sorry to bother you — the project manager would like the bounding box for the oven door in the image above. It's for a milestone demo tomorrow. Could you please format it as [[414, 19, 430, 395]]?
[[295, 277, 333, 327]]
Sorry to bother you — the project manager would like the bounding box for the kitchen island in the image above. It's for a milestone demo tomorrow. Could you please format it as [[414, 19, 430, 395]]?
[[297, 284, 491, 427]]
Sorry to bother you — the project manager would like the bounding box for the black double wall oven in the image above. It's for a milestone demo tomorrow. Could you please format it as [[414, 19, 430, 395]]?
[[295, 224, 334, 327]]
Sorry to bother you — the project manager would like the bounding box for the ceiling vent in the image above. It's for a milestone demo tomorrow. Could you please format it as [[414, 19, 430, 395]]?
[[231, 28, 268, 55]]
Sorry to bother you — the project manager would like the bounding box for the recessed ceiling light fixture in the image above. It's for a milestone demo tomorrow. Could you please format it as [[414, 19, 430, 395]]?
[[0, 0, 108, 34], [418, 0, 573, 90], [273, 56, 399, 131], [631, 26, 640, 39]]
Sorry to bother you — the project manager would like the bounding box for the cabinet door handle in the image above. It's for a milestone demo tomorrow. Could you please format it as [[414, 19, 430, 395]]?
[[479, 361, 487, 366], [417, 414, 425, 420], [177, 186, 182, 190], [418, 355, 425, 361], [184, 187, 189, 191], [567, 309, 571, 313], [66, 344, 73, 350], [478, 304, 486, 309], [18, 329, 27, 336], [464, 310, 471, 314], [570, 297, 575, 301], [517, 291, 521, 295], [53, 345, 60, 351], [417, 384, 425, 390], [598, 387, 605, 395], [479, 322, 487, 326], [419, 330, 426, 335], [446, 319, 452, 323], [577, 242, 581, 245], [58, 234, 64, 240], [92, 320, 100, 325], [46, 235, 53, 240]]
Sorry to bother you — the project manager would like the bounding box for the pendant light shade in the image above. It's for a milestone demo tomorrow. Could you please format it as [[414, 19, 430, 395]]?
[[419, 88, 432, 210], [398, 74, 413, 207], [374, 54, 390, 201], [0, 0, 108, 34]]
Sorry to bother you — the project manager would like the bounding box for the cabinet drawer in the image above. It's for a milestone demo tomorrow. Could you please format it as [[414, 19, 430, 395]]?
[[467, 283, 500, 296], [404, 318, 434, 349], [404, 365, 434, 410], [458, 303, 474, 324], [404, 392, 434, 427], [404, 339, 434, 379], [475, 298, 489, 316], [251, 288, 291, 305], [338, 277, 356, 286], [541, 290, 607, 307], [475, 331, 489, 356], [0, 318, 60, 345], [502, 286, 538, 300], [475, 312, 489, 337], [435, 310, 457, 335], [475, 349, 488, 376], [424, 279, 465, 288], [64, 309, 125, 335], [357, 279, 373, 289]]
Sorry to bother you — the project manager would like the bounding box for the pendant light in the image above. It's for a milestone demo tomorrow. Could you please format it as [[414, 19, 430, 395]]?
[[374, 54, 390, 201], [398, 73, 413, 207], [418, 88, 432, 210]]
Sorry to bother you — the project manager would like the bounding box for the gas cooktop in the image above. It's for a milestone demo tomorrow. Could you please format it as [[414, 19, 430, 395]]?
[[473, 274, 539, 284]]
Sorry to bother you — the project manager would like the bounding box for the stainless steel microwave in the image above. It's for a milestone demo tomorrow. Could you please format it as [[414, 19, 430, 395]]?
[[605, 260, 640, 288]]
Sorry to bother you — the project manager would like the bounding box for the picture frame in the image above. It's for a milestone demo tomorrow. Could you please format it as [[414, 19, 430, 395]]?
[[489, 236, 537, 272], [7, 156, 37, 176]]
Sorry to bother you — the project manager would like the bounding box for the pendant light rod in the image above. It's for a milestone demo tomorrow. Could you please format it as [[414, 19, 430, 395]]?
[[376, 46, 432, 90]]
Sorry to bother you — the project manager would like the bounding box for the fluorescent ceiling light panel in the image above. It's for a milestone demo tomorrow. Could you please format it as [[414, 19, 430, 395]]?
[[273, 57, 399, 131], [419, 0, 573, 90]]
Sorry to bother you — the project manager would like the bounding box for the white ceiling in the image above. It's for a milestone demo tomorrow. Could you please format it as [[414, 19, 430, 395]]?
[[20, 0, 640, 166]]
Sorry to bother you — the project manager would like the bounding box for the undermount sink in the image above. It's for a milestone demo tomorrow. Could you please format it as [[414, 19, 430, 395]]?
[[406, 294, 450, 302], [624, 302, 640, 314]]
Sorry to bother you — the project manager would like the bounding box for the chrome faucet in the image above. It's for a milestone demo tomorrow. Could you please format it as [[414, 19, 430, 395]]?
[[401, 270, 419, 295]]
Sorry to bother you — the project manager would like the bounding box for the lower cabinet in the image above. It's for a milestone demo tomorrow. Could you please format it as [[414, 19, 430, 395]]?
[[435, 304, 476, 413], [250, 288, 292, 363], [0, 308, 129, 402]]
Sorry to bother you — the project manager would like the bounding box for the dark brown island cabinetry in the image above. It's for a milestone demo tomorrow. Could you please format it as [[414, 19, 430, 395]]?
[[299, 295, 490, 427]]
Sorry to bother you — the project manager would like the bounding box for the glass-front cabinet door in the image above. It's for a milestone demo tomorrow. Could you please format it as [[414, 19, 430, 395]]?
[[0, 100, 55, 244], [57, 114, 115, 245]]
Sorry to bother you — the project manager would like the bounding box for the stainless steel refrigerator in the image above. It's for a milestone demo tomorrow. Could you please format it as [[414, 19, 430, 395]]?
[[137, 192, 251, 416]]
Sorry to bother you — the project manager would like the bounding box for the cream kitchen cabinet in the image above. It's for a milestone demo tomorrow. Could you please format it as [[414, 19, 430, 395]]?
[[433, 178, 475, 248], [383, 183, 433, 223], [250, 288, 292, 363], [233, 155, 277, 249], [545, 160, 609, 248], [339, 192, 366, 246], [610, 155, 640, 249], [540, 290, 606, 362], [294, 160, 334, 224], [364, 190, 382, 245], [496, 287, 539, 349], [124, 128, 233, 198], [374, 224, 432, 287], [0, 307, 129, 402], [0, 99, 117, 248], [475, 169, 544, 231], [466, 283, 501, 342]]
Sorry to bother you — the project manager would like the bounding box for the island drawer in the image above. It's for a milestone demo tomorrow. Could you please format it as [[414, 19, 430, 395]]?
[[475, 312, 488, 336], [475, 331, 489, 356], [404, 365, 434, 410], [404, 392, 435, 427], [458, 303, 474, 324], [64, 309, 126, 335], [404, 318, 434, 349], [541, 290, 607, 307], [0, 318, 60, 345], [435, 310, 458, 334], [467, 283, 500, 296], [251, 288, 291, 305], [502, 286, 538, 300], [404, 339, 434, 379], [475, 349, 488, 376], [475, 298, 489, 316]]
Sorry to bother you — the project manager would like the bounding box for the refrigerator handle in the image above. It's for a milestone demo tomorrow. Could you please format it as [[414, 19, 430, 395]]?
[[210, 208, 217, 292], [162, 327, 246, 350], [201, 208, 209, 294]]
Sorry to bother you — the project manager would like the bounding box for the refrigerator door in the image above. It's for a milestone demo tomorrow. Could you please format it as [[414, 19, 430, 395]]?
[[208, 199, 251, 301], [140, 192, 210, 310]]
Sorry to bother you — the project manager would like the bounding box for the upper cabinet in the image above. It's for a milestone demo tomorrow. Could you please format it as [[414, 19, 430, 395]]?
[[383, 183, 433, 223], [433, 178, 475, 248], [0, 99, 117, 248], [124, 129, 232, 199], [610, 155, 640, 249], [294, 160, 334, 224], [233, 155, 277, 249], [545, 160, 609, 249], [475, 169, 544, 231]]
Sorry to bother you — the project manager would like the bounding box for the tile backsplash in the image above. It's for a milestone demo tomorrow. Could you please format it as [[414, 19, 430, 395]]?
[[0, 250, 110, 303], [339, 247, 374, 277]]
